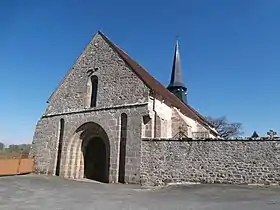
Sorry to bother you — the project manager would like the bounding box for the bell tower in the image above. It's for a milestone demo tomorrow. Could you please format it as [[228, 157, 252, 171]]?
[[167, 39, 187, 104]]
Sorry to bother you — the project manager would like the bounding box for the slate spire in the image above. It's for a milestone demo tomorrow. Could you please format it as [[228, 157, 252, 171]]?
[[251, 131, 259, 138], [167, 39, 187, 103]]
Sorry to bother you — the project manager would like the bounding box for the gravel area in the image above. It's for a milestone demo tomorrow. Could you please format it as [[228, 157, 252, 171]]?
[[1, 175, 280, 209]]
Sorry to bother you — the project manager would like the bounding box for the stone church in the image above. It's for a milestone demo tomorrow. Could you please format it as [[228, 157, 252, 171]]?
[[30, 31, 219, 184]]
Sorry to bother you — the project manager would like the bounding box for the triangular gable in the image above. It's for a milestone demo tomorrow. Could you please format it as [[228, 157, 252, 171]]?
[[98, 31, 218, 136], [47, 32, 100, 104], [46, 30, 217, 136]]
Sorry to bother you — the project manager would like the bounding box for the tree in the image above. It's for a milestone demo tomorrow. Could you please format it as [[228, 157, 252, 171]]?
[[18, 144, 31, 154], [7, 144, 20, 153], [6, 144, 31, 154], [0, 142, 4, 151], [206, 116, 244, 139]]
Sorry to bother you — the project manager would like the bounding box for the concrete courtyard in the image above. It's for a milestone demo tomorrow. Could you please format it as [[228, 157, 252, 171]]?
[[1, 175, 280, 209]]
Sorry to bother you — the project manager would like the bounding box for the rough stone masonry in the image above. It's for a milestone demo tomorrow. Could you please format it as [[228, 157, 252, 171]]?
[[30, 31, 218, 185], [31, 31, 279, 187], [30, 32, 149, 184], [140, 139, 280, 186]]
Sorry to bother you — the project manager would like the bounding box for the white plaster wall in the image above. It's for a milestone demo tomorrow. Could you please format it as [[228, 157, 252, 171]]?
[[147, 97, 173, 138], [175, 108, 218, 138], [209, 132, 217, 138], [174, 108, 197, 138], [147, 97, 217, 139]]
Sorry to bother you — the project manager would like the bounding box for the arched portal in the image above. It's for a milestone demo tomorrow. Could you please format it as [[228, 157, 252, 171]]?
[[83, 137, 108, 182], [68, 122, 110, 183]]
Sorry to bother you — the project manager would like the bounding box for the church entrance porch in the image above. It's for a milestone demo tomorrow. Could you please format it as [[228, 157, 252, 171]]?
[[83, 137, 109, 183], [65, 122, 110, 183]]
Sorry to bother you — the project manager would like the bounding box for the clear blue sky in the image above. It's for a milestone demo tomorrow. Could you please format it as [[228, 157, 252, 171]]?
[[0, 0, 279, 144]]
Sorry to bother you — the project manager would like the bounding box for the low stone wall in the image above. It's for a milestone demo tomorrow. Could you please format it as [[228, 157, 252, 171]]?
[[140, 139, 280, 186]]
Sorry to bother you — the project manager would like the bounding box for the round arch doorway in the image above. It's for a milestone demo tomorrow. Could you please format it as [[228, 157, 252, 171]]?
[[75, 121, 110, 183], [83, 137, 109, 183]]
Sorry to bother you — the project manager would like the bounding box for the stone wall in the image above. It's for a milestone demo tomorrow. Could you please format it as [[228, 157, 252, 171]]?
[[31, 32, 151, 184], [31, 105, 148, 184], [45, 32, 149, 116], [140, 139, 280, 186]]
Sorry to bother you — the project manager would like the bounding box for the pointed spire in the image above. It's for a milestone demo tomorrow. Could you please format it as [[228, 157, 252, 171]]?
[[169, 39, 185, 87], [167, 38, 187, 103], [251, 131, 259, 138]]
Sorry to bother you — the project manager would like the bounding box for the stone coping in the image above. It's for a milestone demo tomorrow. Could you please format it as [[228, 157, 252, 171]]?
[[142, 138, 280, 142]]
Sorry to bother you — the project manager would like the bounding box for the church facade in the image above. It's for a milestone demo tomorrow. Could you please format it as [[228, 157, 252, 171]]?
[[30, 31, 219, 184]]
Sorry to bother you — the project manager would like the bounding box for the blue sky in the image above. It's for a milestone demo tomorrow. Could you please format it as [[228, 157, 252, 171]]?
[[0, 0, 279, 144]]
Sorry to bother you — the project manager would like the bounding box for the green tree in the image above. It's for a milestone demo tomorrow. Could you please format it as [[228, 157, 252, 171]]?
[[7, 144, 20, 153], [0, 142, 4, 151]]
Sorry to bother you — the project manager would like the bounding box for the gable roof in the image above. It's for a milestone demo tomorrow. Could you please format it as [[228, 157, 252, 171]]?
[[98, 31, 217, 135]]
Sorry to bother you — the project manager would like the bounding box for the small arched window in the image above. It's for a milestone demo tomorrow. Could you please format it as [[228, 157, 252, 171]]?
[[90, 75, 98, 107]]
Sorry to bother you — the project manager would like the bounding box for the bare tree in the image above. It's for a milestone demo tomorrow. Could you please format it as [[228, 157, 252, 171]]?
[[206, 116, 244, 138]]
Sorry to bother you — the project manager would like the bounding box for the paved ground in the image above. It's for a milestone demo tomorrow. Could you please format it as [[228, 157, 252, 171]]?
[[1, 175, 280, 210]]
